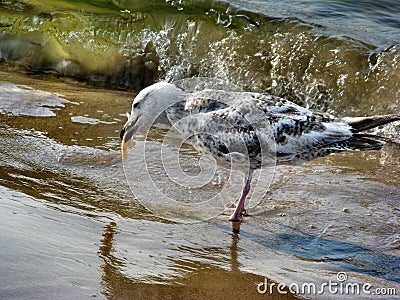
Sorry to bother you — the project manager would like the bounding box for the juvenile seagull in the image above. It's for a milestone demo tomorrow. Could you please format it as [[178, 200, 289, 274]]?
[[120, 82, 400, 222]]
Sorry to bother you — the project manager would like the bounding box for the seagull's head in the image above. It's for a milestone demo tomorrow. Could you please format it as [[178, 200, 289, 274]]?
[[120, 82, 184, 158]]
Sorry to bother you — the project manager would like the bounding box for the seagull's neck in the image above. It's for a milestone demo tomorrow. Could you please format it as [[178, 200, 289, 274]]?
[[164, 100, 188, 125], [156, 87, 188, 126]]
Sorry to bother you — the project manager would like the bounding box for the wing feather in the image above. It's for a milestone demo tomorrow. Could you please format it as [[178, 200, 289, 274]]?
[[167, 89, 355, 166]]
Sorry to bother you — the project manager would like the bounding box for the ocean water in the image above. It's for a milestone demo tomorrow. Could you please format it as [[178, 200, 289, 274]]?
[[0, 0, 399, 116], [0, 1, 399, 299], [230, 0, 400, 47]]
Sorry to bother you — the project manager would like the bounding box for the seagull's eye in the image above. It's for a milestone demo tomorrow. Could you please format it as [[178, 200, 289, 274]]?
[[133, 102, 140, 109]]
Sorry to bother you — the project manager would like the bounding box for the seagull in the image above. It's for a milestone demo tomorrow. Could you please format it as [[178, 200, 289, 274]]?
[[120, 82, 400, 222]]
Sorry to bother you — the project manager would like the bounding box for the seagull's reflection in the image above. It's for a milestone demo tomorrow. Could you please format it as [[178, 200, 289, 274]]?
[[98, 219, 297, 299], [231, 221, 241, 234], [229, 221, 241, 272], [98, 221, 127, 298], [99, 221, 117, 260]]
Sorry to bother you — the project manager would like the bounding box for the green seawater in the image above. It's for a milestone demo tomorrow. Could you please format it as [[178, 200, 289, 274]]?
[[0, 0, 399, 119]]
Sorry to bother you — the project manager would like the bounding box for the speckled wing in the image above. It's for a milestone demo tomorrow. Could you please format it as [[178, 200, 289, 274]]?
[[270, 113, 354, 163], [167, 89, 356, 167], [169, 90, 280, 168], [249, 94, 355, 163], [198, 91, 357, 164]]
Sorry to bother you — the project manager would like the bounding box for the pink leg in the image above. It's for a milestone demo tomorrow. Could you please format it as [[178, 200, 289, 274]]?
[[229, 176, 252, 222]]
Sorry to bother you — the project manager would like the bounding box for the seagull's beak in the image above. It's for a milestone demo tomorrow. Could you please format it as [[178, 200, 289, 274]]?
[[120, 117, 137, 159]]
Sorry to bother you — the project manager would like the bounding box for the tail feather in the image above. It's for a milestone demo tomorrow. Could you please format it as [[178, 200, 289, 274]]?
[[343, 114, 399, 151], [343, 114, 400, 132], [347, 134, 385, 151]]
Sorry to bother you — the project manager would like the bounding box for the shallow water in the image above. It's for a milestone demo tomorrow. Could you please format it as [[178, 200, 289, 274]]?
[[0, 0, 400, 299], [0, 67, 399, 299]]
